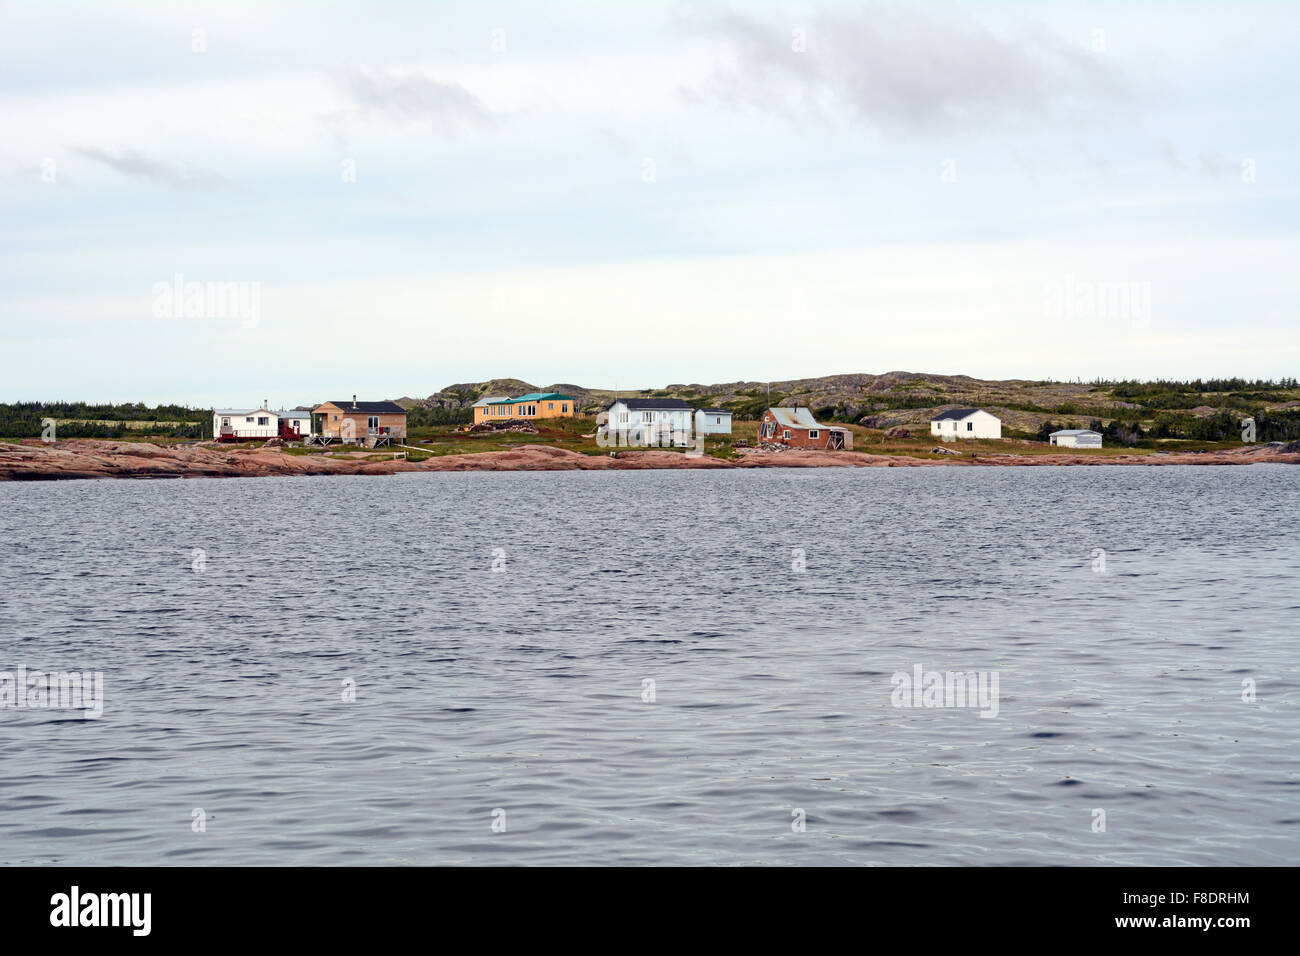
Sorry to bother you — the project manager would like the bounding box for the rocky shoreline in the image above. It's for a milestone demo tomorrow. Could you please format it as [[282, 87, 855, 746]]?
[[1, 439, 1298, 481]]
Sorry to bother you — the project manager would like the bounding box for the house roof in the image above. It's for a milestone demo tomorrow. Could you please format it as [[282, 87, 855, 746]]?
[[608, 398, 695, 410], [698, 408, 731, 414], [476, 392, 574, 406], [214, 408, 271, 417], [930, 407, 984, 422], [316, 400, 407, 415], [765, 406, 849, 431], [274, 410, 310, 419], [513, 392, 574, 402], [768, 406, 821, 428], [1051, 429, 1102, 436]]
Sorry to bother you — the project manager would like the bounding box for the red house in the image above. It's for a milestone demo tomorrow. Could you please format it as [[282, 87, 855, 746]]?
[[758, 406, 851, 450]]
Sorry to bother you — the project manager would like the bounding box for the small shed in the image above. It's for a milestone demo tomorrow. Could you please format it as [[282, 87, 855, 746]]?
[[1050, 429, 1103, 448], [694, 408, 732, 435], [274, 409, 314, 440], [758, 406, 851, 450]]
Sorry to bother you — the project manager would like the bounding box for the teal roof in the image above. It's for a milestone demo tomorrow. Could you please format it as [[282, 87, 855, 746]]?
[[511, 392, 573, 402]]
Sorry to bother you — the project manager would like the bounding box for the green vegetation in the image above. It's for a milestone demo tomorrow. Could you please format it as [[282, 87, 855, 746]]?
[[0, 401, 208, 439], [404, 405, 473, 428]]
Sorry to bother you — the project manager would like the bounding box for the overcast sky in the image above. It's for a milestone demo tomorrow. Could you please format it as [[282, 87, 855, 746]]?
[[1, 0, 1296, 405]]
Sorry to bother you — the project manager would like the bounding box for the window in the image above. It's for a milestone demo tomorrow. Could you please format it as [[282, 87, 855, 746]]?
[[809, 430, 819, 439], [258, 417, 268, 426], [783, 430, 791, 439], [246, 417, 254, 423], [368, 416, 379, 429], [967, 422, 973, 431], [619, 411, 629, 424], [332, 414, 339, 422], [547, 403, 554, 411], [221, 418, 230, 426], [715, 417, 721, 424], [642, 411, 654, 423], [562, 404, 568, 413]]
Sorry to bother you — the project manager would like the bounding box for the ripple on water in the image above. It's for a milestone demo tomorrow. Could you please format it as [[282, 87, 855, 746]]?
[[0, 466, 1296, 865]]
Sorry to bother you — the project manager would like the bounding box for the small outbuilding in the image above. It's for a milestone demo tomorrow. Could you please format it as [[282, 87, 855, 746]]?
[[1050, 429, 1103, 448], [758, 406, 851, 450], [930, 408, 1002, 440], [694, 407, 732, 435], [274, 409, 314, 441]]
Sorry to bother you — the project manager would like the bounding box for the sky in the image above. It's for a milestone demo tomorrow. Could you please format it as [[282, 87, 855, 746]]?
[[1, 0, 1297, 406]]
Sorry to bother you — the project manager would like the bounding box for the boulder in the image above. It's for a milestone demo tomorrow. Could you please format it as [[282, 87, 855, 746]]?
[[860, 415, 903, 429]]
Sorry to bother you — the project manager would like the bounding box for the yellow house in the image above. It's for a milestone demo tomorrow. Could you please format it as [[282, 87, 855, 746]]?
[[471, 392, 576, 424]]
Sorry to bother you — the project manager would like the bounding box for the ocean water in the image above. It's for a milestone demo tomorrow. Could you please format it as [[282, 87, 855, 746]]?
[[1, 465, 1296, 866]]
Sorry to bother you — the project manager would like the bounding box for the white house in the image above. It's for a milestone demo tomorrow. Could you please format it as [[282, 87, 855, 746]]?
[[605, 398, 696, 446], [695, 407, 732, 435], [930, 408, 1002, 440], [213, 406, 278, 442], [1050, 429, 1102, 448]]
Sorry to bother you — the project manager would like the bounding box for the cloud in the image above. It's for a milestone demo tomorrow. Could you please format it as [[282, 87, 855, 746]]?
[[339, 68, 498, 135], [70, 146, 233, 190], [676, 4, 1126, 134]]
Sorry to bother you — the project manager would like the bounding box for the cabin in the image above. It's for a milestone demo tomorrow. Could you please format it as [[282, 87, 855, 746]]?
[[213, 405, 278, 442], [758, 406, 851, 450], [605, 398, 695, 446], [695, 407, 732, 435], [312, 397, 407, 445], [930, 408, 1002, 440], [1050, 429, 1103, 448], [472, 392, 576, 424]]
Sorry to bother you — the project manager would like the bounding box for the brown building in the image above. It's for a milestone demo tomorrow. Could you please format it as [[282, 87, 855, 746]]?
[[758, 406, 851, 450], [313, 397, 407, 444]]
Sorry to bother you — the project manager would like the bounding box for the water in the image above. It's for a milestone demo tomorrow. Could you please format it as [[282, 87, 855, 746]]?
[[1, 466, 1296, 865]]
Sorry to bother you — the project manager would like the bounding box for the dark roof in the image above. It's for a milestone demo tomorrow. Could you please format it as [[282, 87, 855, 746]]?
[[698, 408, 731, 414], [607, 398, 695, 410], [930, 407, 982, 421], [319, 400, 407, 415]]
